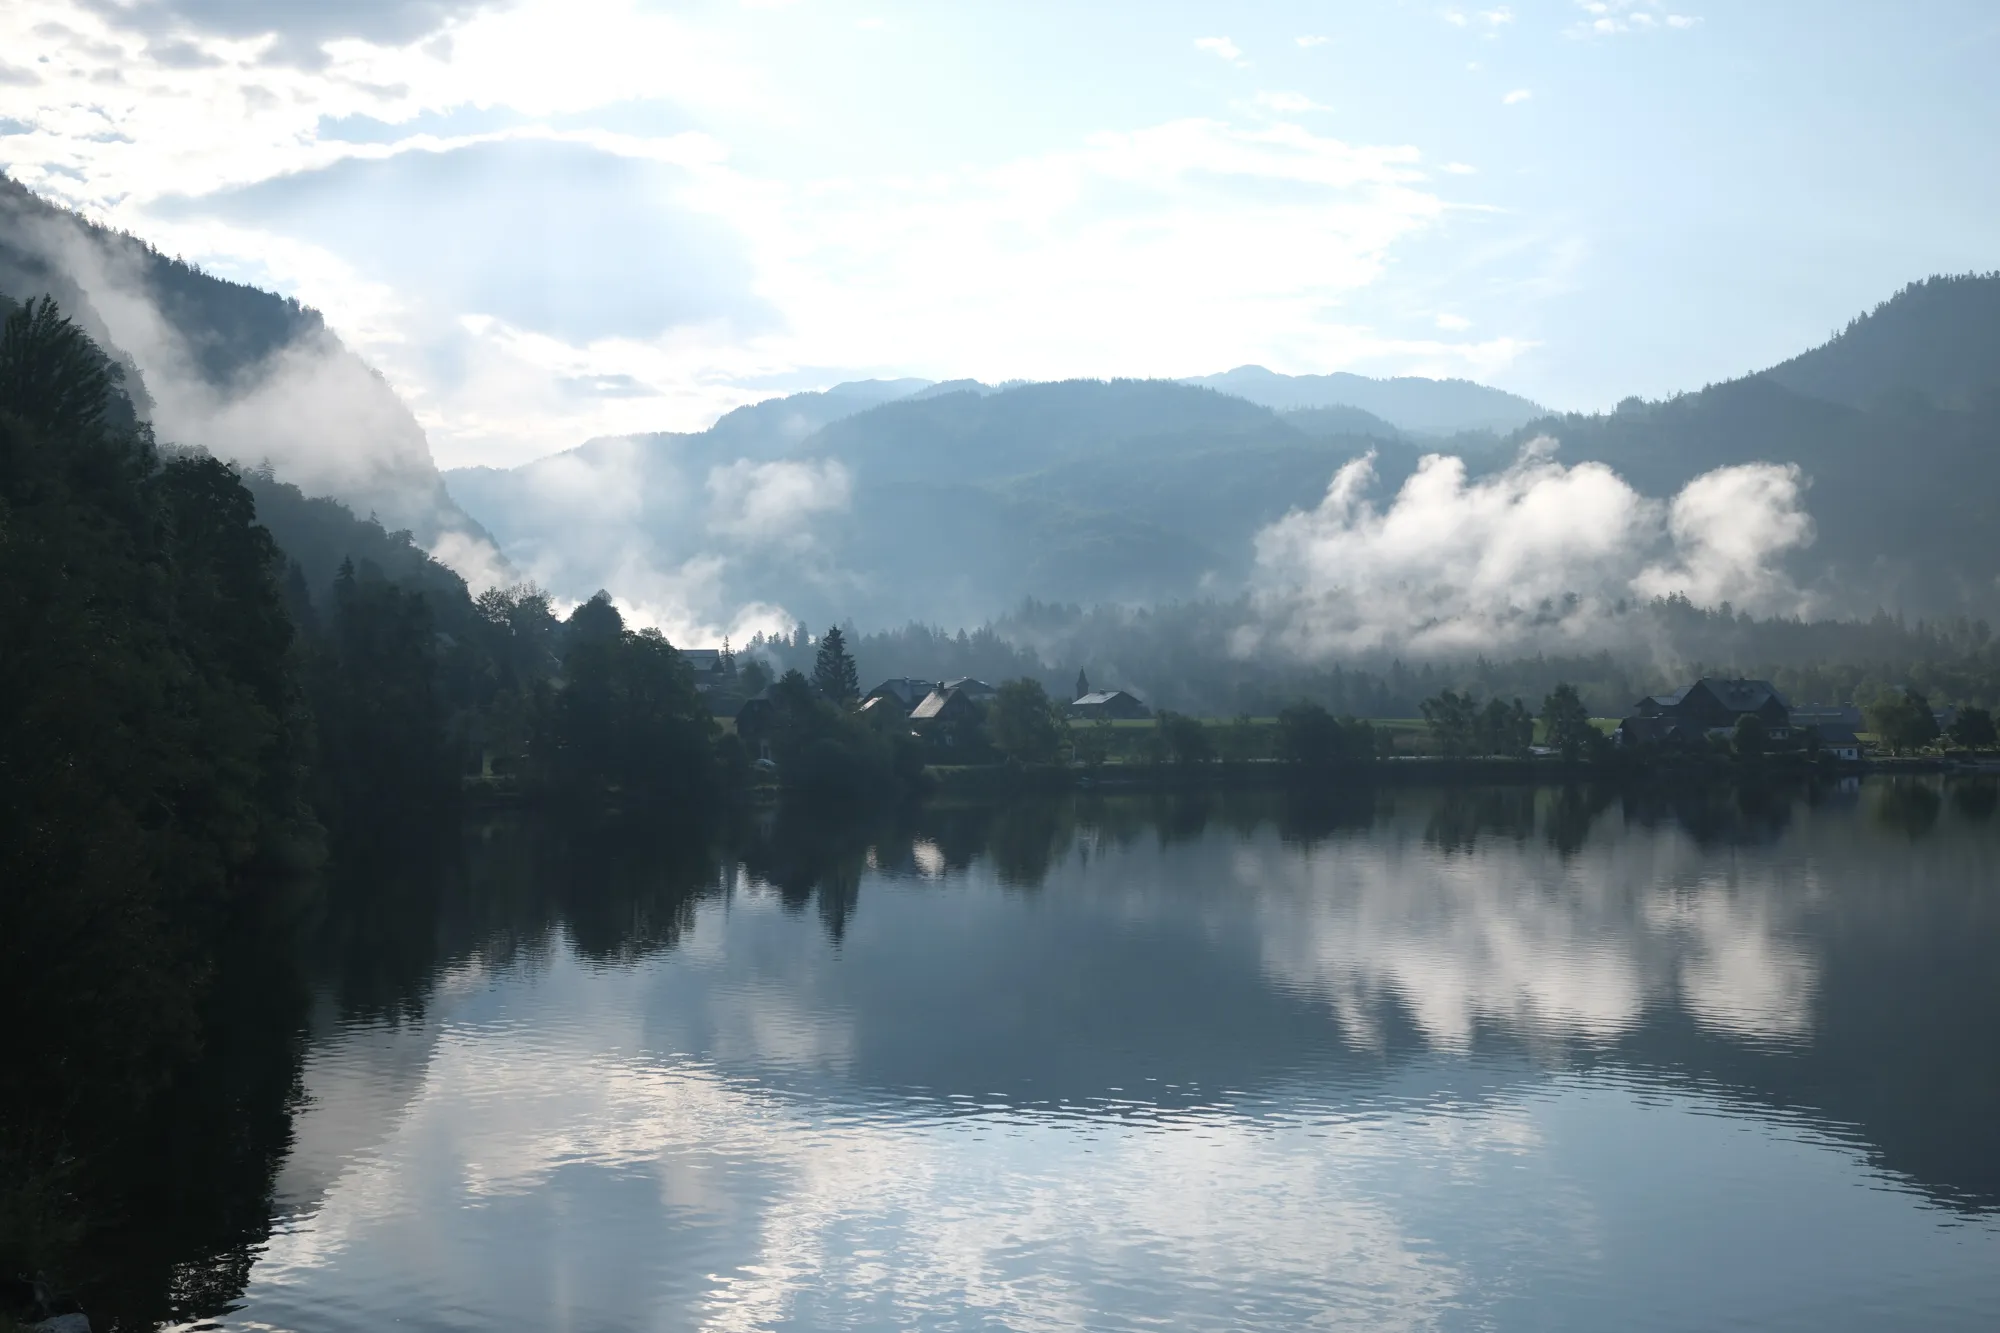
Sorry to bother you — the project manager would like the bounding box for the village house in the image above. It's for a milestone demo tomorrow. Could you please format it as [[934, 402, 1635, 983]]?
[[1617, 678, 1792, 747], [680, 648, 731, 694], [862, 677, 940, 713], [1815, 725, 1864, 762], [1791, 703, 1864, 732], [909, 683, 986, 747], [940, 677, 999, 702], [1069, 689, 1151, 721], [733, 686, 776, 764]]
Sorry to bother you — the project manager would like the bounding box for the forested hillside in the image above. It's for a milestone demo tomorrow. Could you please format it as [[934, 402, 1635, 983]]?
[[448, 271, 2000, 632], [447, 378, 1416, 628], [1761, 273, 2000, 410], [1182, 365, 1546, 434], [0, 172, 487, 548], [1, 299, 744, 1290], [1517, 281, 2000, 615]]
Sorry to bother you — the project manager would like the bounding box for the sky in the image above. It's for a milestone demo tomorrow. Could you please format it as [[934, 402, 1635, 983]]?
[[2, 0, 1997, 469]]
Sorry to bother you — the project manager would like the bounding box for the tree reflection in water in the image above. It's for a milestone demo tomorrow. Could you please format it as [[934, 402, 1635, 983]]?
[[34, 776, 2000, 1326]]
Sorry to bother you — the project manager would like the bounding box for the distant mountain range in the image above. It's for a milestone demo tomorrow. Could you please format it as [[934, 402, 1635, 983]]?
[[1180, 366, 1546, 435], [445, 378, 1430, 630], [447, 274, 2000, 630], [8, 173, 1996, 636]]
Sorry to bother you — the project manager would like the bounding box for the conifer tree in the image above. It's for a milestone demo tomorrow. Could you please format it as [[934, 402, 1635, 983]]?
[[813, 625, 859, 704]]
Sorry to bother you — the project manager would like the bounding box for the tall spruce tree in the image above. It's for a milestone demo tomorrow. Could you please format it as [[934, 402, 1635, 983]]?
[[813, 625, 859, 705]]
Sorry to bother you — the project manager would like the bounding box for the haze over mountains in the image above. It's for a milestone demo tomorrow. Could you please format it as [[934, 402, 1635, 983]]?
[[446, 273, 2000, 639], [442, 374, 1523, 637], [5, 175, 1997, 650], [0, 173, 490, 554], [1181, 367, 1546, 435]]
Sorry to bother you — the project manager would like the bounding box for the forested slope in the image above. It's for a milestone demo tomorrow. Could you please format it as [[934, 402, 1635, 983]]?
[[0, 299, 739, 1302], [1516, 280, 2000, 615], [0, 172, 487, 548]]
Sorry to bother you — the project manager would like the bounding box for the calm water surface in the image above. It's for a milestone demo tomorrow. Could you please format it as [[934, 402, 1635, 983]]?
[[156, 781, 2000, 1331]]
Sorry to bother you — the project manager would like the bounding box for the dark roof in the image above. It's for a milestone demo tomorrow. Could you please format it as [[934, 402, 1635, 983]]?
[[1815, 726, 1862, 747], [734, 685, 776, 718], [1072, 690, 1138, 707], [911, 687, 976, 721], [1633, 678, 1790, 716], [1696, 677, 1790, 712], [941, 677, 997, 698], [865, 677, 936, 709]]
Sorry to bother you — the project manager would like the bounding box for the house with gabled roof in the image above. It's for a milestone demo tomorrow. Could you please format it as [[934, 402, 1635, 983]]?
[[1618, 677, 1792, 746], [1069, 689, 1150, 721], [863, 677, 939, 714]]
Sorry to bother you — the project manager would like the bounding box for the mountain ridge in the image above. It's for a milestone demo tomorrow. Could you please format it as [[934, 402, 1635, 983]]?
[[1182, 365, 1547, 435], [0, 172, 489, 552], [445, 272, 2000, 631], [1759, 272, 2000, 412]]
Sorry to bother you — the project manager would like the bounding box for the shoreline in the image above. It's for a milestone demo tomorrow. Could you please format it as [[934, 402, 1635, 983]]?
[[458, 754, 1985, 813]]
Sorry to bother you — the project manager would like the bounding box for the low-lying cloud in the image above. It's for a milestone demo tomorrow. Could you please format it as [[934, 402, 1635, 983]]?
[[19, 205, 467, 540], [1242, 439, 1815, 658], [706, 457, 852, 548], [447, 435, 852, 646]]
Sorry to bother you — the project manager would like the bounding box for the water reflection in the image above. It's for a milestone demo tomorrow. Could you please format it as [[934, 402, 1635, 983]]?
[[88, 779, 2000, 1330]]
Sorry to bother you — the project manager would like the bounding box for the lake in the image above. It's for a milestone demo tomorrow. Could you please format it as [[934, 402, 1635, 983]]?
[[117, 779, 2000, 1331]]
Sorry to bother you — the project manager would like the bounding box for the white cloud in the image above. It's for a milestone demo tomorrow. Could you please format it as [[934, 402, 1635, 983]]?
[[1252, 90, 1327, 114], [705, 457, 853, 547], [1435, 312, 1472, 331], [1240, 812, 1820, 1050], [1295, 34, 1329, 48], [1503, 88, 1533, 105], [427, 529, 512, 595], [0, 0, 1527, 475], [1193, 35, 1245, 65], [1631, 462, 1815, 611], [1241, 440, 1815, 658], [719, 118, 1493, 394], [451, 434, 818, 644], [1442, 161, 1478, 174], [1571, 1, 1702, 36]]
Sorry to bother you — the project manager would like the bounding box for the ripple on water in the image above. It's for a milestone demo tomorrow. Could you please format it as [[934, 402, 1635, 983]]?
[[210, 794, 2000, 1331]]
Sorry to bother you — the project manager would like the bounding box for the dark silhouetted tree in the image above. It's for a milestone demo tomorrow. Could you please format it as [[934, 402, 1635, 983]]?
[[813, 625, 859, 704], [1275, 700, 1375, 770], [990, 678, 1062, 764], [1155, 710, 1214, 765], [1540, 683, 1598, 762], [1949, 705, 1996, 749], [1865, 688, 1941, 754]]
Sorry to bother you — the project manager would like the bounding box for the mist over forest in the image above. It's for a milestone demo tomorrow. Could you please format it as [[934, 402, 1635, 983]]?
[[7, 2, 2000, 1324], [6, 169, 2000, 717]]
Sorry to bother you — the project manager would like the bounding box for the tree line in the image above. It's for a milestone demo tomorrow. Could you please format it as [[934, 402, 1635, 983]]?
[[0, 300, 741, 1294], [731, 595, 2000, 728]]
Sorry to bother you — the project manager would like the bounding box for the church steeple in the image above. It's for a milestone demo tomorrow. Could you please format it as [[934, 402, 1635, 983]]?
[[1075, 668, 1090, 700]]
